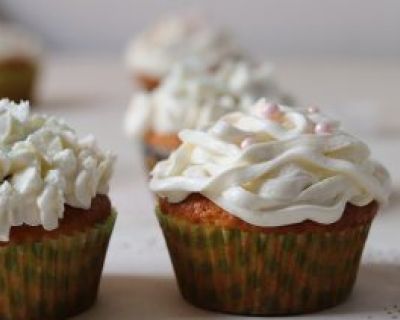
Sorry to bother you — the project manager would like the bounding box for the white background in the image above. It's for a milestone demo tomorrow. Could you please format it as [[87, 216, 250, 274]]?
[[1, 0, 400, 58]]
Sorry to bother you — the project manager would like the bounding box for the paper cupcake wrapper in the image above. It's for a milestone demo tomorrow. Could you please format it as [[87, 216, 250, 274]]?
[[0, 64, 37, 102], [156, 209, 373, 315], [0, 210, 116, 320], [142, 143, 173, 172]]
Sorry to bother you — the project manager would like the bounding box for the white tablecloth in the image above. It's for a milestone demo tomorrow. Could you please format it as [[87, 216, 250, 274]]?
[[35, 56, 400, 319]]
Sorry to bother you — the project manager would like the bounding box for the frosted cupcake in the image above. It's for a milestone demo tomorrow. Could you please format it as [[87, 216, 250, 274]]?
[[125, 61, 288, 170], [0, 24, 41, 102], [0, 99, 116, 319], [150, 99, 391, 315], [125, 15, 242, 90]]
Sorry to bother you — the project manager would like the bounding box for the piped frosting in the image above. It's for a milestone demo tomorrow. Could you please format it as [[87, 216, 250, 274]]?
[[0, 24, 41, 61], [125, 60, 286, 137], [125, 15, 242, 78], [0, 100, 115, 241], [150, 99, 391, 227]]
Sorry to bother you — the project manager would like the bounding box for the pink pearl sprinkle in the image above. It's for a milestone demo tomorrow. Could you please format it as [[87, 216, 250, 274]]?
[[314, 122, 332, 134], [261, 103, 281, 120], [240, 137, 254, 149], [307, 106, 320, 113]]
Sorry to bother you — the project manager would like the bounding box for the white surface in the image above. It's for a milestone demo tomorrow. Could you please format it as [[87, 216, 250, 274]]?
[[34, 56, 400, 319], [1, 0, 400, 58]]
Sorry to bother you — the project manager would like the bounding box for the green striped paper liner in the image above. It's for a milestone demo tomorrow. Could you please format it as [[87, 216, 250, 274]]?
[[156, 209, 374, 315], [0, 63, 37, 102], [0, 210, 116, 320]]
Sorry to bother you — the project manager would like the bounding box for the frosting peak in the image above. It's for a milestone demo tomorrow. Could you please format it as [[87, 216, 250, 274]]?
[[0, 100, 115, 241], [150, 99, 391, 227]]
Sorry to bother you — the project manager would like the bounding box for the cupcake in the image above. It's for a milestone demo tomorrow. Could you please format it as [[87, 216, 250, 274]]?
[[0, 24, 41, 102], [0, 99, 116, 319], [125, 61, 288, 170], [125, 15, 242, 90], [150, 99, 391, 315]]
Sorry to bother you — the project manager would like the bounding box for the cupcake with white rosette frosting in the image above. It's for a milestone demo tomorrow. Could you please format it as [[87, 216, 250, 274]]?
[[150, 98, 391, 315], [125, 61, 289, 170], [0, 24, 41, 102], [125, 14, 243, 90], [0, 99, 116, 320]]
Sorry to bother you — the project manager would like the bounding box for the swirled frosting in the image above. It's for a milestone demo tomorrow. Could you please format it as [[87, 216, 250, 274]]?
[[0, 24, 41, 61], [125, 60, 285, 137], [0, 99, 115, 241], [150, 99, 391, 227], [125, 15, 242, 78]]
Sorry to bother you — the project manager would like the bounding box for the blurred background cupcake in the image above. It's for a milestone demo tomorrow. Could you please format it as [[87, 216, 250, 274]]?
[[125, 60, 290, 171], [125, 14, 243, 91], [0, 23, 41, 103], [150, 99, 391, 315], [0, 99, 116, 319]]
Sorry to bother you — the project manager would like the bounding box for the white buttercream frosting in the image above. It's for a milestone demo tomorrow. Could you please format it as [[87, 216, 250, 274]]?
[[125, 60, 286, 137], [0, 99, 115, 241], [150, 99, 391, 227], [125, 15, 242, 78], [0, 24, 41, 61]]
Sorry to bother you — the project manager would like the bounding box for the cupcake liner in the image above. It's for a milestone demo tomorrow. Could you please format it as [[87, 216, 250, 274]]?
[[0, 210, 116, 320], [156, 209, 373, 315], [142, 142, 173, 172], [0, 63, 37, 102]]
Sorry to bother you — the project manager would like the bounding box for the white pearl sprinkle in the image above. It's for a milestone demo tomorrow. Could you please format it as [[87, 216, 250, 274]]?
[[240, 137, 254, 149], [307, 106, 320, 114], [314, 122, 333, 134], [261, 103, 282, 120]]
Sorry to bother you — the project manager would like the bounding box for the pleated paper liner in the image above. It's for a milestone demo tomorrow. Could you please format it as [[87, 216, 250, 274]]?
[[142, 143, 173, 172], [0, 62, 37, 102], [156, 209, 374, 315], [0, 210, 116, 320]]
